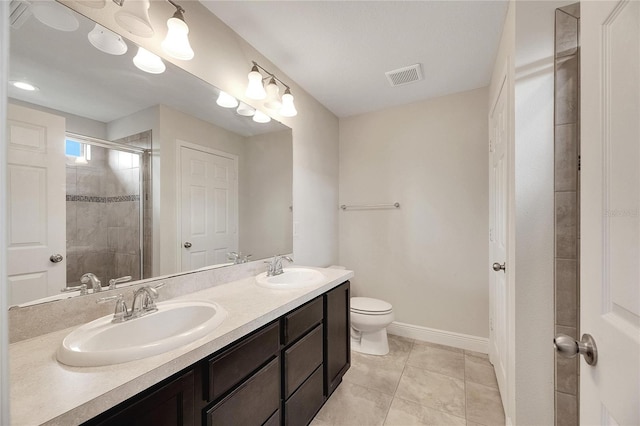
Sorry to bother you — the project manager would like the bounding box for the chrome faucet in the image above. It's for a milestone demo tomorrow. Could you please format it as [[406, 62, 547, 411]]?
[[97, 283, 164, 323], [108, 275, 132, 290], [264, 255, 293, 276], [227, 252, 252, 264], [81, 273, 102, 293]]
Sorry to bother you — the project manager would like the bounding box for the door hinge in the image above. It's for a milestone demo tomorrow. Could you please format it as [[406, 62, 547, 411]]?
[[578, 155, 581, 171]]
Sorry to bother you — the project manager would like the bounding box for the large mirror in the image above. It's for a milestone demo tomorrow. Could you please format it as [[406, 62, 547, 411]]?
[[7, 2, 293, 306]]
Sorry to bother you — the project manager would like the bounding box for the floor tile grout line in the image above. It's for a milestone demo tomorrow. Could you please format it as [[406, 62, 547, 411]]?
[[382, 338, 413, 426]]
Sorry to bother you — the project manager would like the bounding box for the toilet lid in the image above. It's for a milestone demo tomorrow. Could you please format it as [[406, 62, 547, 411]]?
[[351, 297, 393, 314]]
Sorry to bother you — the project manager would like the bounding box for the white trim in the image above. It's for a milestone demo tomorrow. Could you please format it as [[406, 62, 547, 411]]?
[[1, 1, 10, 422], [387, 321, 489, 353]]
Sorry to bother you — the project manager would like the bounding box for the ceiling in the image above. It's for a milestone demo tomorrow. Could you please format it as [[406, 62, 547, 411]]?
[[202, 1, 508, 118]]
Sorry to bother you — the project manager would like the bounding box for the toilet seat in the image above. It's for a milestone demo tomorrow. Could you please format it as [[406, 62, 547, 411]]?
[[351, 297, 393, 315]]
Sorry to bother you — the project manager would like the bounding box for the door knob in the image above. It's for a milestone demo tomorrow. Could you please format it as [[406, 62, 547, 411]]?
[[50, 254, 64, 263], [554, 333, 598, 366], [492, 262, 505, 272], [183, 242, 192, 248]]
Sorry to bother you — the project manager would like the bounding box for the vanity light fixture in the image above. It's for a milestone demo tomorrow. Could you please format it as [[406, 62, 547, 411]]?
[[236, 102, 255, 117], [216, 91, 239, 109], [245, 61, 298, 117], [113, 0, 154, 38], [264, 77, 282, 111], [133, 47, 166, 74], [252, 110, 271, 124], [88, 23, 128, 55], [161, 0, 194, 61]]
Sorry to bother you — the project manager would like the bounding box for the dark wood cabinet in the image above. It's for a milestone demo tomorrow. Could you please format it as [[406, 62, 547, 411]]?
[[85, 281, 350, 426], [84, 370, 195, 426], [324, 281, 351, 397]]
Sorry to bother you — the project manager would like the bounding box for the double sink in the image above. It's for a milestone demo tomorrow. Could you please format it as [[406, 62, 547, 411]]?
[[57, 267, 325, 367]]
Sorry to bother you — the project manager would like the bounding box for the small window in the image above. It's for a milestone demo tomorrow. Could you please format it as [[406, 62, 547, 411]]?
[[65, 139, 91, 163]]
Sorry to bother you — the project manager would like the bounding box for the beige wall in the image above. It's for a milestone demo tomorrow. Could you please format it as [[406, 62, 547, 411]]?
[[241, 130, 293, 261], [339, 87, 489, 338], [61, 0, 340, 267]]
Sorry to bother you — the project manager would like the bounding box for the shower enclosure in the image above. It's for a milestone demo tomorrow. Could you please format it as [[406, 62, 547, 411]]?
[[64, 133, 149, 289]]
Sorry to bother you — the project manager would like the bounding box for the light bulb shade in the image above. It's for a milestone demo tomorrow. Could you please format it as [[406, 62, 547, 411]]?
[[88, 24, 128, 55], [133, 47, 166, 74], [216, 91, 239, 109], [115, 0, 154, 38], [161, 12, 194, 60], [236, 102, 255, 117], [246, 67, 266, 100], [264, 79, 282, 110], [252, 110, 271, 123], [32, 2, 79, 32], [280, 91, 297, 117]]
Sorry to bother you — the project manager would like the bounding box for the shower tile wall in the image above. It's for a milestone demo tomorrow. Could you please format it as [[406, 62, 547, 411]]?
[[554, 4, 579, 426], [66, 135, 146, 287], [113, 131, 152, 279]]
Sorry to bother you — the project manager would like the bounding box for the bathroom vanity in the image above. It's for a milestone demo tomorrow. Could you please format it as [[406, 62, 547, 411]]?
[[85, 282, 349, 426], [8, 266, 352, 426]]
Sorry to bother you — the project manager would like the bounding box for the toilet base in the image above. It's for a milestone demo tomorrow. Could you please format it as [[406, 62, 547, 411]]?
[[351, 328, 390, 355]]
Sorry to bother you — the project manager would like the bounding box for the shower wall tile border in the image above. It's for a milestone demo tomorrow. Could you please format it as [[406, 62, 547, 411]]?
[[66, 195, 140, 203]]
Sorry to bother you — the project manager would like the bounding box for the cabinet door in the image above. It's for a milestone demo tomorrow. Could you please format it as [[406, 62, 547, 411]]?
[[87, 370, 195, 426], [324, 281, 350, 397]]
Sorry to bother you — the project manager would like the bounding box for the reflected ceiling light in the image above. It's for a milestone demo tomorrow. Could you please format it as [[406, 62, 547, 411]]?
[[280, 88, 298, 117], [252, 110, 271, 124], [31, 1, 80, 32], [161, 0, 194, 60], [88, 24, 128, 55], [10, 80, 38, 91], [114, 0, 154, 38], [133, 47, 166, 74], [245, 61, 298, 117], [236, 102, 255, 117], [264, 77, 282, 111], [216, 91, 239, 109]]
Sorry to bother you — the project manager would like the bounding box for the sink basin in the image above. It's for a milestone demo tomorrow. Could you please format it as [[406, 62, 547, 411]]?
[[57, 300, 227, 367], [255, 268, 325, 289]]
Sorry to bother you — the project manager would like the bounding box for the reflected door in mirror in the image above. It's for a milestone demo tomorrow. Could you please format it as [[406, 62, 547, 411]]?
[[179, 143, 238, 271], [7, 104, 66, 305]]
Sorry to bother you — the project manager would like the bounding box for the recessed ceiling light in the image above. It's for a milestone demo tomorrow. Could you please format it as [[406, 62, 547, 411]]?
[[10, 80, 38, 91]]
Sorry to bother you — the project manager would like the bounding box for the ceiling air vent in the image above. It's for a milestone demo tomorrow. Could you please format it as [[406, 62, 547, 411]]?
[[385, 64, 423, 87], [10, 0, 32, 29]]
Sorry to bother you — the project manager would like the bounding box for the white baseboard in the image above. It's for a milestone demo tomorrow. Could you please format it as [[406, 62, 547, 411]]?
[[387, 321, 489, 353]]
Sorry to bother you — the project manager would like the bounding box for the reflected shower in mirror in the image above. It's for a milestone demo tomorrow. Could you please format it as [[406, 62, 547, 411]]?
[[7, 2, 293, 306]]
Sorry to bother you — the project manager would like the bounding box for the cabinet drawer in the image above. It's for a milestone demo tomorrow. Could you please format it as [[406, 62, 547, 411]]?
[[284, 324, 323, 398], [284, 365, 324, 426], [206, 357, 280, 426], [207, 322, 279, 402], [284, 297, 323, 345], [263, 409, 280, 426]]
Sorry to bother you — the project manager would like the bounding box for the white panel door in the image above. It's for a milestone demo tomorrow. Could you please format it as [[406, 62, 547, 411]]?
[[581, 1, 640, 424], [6, 104, 66, 305], [179, 144, 238, 271], [489, 73, 509, 411]]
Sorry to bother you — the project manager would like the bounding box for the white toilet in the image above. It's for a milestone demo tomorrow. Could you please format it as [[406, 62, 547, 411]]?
[[350, 297, 394, 355]]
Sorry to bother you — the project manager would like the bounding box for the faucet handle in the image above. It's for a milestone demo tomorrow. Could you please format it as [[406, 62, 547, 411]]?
[[97, 294, 129, 323], [108, 275, 132, 290]]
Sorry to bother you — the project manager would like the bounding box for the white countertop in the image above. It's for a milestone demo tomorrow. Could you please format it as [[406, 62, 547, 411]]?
[[9, 267, 353, 426]]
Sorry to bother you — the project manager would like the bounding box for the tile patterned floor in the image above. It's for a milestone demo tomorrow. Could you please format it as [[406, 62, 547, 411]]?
[[312, 335, 505, 426]]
